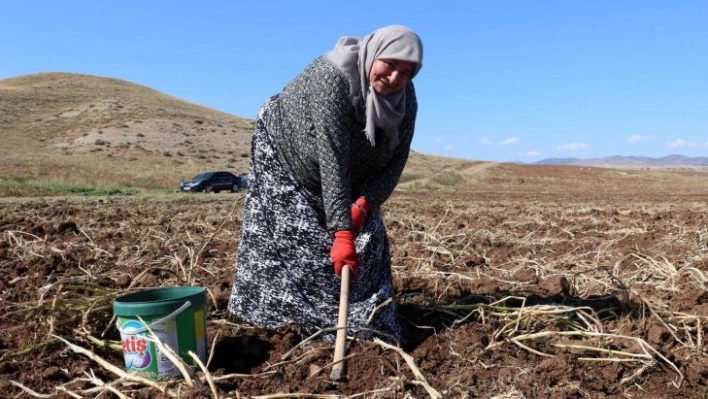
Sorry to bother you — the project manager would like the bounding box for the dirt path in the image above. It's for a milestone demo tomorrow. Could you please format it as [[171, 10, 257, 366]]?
[[458, 161, 499, 175], [397, 161, 499, 188]]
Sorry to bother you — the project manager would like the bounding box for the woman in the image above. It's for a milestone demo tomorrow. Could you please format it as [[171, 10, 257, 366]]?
[[228, 25, 423, 343]]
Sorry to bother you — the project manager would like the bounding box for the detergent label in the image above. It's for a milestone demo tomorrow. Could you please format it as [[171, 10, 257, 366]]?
[[119, 319, 156, 376], [118, 317, 179, 379]]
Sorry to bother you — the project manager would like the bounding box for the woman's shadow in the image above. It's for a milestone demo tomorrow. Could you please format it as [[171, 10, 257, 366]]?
[[208, 333, 273, 373]]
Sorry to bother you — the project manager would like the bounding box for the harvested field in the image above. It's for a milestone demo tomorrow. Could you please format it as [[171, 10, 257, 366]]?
[[1, 181, 708, 398]]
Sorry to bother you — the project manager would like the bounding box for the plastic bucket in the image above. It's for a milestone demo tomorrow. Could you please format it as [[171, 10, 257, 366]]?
[[113, 286, 207, 380]]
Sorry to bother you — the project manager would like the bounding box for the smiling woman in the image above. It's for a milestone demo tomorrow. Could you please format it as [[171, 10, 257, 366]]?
[[228, 25, 424, 344], [368, 59, 415, 97]]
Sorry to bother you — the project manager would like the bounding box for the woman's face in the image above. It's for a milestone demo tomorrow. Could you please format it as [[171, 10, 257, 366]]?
[[368, 59, 415, 96]]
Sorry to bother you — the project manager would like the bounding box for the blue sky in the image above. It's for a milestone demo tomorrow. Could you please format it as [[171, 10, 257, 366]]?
[[2, 1, 707, 162]]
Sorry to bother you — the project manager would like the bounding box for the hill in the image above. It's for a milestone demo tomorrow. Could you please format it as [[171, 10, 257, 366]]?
[[0, 72, 258, 191]]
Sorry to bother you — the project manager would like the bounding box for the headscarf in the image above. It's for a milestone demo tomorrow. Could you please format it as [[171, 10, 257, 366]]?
[[326, 25, 423, 149]]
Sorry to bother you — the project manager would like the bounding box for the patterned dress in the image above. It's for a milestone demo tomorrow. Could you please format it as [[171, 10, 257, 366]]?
[[228, 56, 418, 343]]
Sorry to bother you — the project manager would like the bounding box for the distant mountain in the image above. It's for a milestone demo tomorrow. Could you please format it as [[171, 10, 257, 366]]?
[[531, 157, 581, 166], [533, 155, 708, 168]]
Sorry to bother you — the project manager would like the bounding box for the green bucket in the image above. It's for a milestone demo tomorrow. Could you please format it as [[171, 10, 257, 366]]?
[[113, 286, 207, 380]]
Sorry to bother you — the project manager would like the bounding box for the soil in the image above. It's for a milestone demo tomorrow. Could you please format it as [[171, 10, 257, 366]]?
[[1, 188, 707, 398]]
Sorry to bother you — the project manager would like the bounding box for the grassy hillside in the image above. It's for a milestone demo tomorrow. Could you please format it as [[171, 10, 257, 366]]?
[[0, 72, 255, 194]]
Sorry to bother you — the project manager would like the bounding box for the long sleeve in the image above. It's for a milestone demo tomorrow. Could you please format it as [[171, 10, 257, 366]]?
[[310, 78, 355, 232], [266, 56, 356, 232]]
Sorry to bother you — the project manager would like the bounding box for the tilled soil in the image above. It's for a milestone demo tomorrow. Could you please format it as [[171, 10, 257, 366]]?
[[1, 189, 707, 398]]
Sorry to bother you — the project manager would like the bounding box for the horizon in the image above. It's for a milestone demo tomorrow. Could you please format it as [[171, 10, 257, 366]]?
[[528, 153, 708, 167], [2, 1, 707, 163]]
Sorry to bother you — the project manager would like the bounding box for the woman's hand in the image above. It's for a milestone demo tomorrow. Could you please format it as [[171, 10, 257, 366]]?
[[351, 197, 371, 233], [330, 230, 358, 279]]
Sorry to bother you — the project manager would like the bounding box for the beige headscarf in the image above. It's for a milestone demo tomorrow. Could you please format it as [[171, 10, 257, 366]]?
[[326, 25, 423, 149]]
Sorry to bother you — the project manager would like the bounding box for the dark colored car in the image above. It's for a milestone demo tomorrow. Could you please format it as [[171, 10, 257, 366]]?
[[179, 171, 246, 193]]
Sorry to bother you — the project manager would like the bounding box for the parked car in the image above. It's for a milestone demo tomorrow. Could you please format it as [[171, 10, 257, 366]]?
[[179, 171, 246, 193]]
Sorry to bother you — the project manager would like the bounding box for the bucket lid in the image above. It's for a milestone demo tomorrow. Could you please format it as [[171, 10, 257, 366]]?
[[113, 286, 206, 316]]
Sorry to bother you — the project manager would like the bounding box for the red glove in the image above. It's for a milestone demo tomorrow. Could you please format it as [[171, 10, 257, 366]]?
[[330, 230, 358, 279], [350, 197, 371, 233]]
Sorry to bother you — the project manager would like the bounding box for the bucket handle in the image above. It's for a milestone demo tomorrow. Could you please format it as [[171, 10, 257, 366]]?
[[118, 300, 192, 335]]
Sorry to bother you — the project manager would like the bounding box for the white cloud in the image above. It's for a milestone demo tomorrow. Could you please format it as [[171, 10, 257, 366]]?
[[519, 150, 540, 157], [667, 139, 685, 148], [434, 137, 442, 143], [627, 134, 653, 143], [480, 137, 519, 146], [444, 144, 454, 151], [557, 142, 589, 151], [668, 138, 700, 148]]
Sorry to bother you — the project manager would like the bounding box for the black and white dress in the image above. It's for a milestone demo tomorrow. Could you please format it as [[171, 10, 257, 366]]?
[[228, 110, 400, 342]]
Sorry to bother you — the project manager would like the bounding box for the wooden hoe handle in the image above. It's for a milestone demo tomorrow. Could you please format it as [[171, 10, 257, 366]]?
[[330, 265, 351, 381]]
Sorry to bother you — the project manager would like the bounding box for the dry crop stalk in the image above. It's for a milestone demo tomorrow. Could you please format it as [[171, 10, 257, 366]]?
[[53, 335, 165, 392], [76, 328, 123, 351], [189, 351, 218, 398], [489, 330, 684, 387], [79, 369, 131, 399], [9, 380, 53, 398], [0, 339, 60, 362], [373, 338, 442, 399], [138, 315, 196, 387]]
